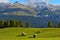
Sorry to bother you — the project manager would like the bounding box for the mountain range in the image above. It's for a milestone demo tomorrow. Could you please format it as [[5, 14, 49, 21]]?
[[0, 2, 60, 16], [0, 2, 60, 27]]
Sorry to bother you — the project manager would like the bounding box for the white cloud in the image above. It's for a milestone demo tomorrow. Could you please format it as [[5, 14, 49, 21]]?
[[41, 0, 50, 4], [27, 0, 50, 7], [0, 0, 9, 3], [27, 0, 50, 4]]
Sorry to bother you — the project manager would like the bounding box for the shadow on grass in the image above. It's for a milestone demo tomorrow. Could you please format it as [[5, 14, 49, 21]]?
[[29, 36, 36, 38], [29, 37, 34, 38], [17, 35, 23, 37]]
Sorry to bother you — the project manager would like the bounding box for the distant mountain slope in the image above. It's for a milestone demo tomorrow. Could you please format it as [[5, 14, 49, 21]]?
[[0, 2, 37, 16], [0, 2, 60, 16]]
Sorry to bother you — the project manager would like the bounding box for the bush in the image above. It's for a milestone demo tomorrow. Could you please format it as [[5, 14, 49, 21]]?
[[33, 34, 37, 38], [21, 32, 26, 36]]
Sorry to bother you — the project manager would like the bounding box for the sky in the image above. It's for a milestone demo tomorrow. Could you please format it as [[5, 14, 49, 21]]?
[[50, 0, 60, 4], [0, 0, 60, 5], [10, 0, 60, 4], [0, 0, 9, 3]]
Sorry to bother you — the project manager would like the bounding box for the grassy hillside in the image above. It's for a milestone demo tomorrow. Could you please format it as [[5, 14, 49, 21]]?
[[0, 28, 60, 40]]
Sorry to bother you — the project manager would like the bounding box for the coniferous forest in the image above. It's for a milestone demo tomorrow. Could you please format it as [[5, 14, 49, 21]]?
[[0, 19, 60, 28]]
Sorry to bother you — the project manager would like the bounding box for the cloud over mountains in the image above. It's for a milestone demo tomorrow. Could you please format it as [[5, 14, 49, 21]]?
[[27, 0, 49, 7], [0, 0, 9, 3], [28, 0, 50, 4]]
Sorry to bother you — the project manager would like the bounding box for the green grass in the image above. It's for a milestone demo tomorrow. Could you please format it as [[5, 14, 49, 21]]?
[[0, 27, 60, 40]]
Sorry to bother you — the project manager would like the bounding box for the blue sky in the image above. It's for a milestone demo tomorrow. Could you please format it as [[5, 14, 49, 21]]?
[[50, 0, 60, 4], [10, 0, 27, 3], [10, 0, 60, 4]]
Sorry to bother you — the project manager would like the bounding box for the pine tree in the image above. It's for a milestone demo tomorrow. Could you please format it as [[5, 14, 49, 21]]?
[[48, 21, 53, 28], [56, 22, 60, 28], [6, 19, 11, 27], [26, 21, 30, 28], [13, 20, 18, 27], [19, 20, 24, 28], [0, 20, 5, 28]]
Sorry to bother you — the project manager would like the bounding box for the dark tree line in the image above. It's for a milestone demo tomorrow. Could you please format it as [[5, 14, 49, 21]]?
[[0, 19, 30, 28], [48, 20, 60, 28], [0, 19, 60, 28]]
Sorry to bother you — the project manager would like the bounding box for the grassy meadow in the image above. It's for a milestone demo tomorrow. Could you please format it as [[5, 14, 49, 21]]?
[[0, 27, 60, 40]]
